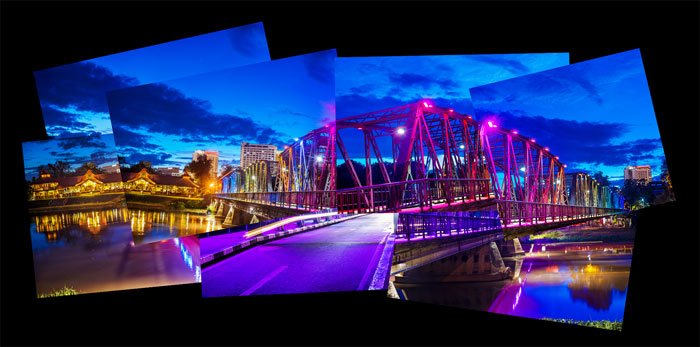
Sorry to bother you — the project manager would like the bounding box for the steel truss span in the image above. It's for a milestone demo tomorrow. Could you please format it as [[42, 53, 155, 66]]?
[[216, 101, 625, 217]]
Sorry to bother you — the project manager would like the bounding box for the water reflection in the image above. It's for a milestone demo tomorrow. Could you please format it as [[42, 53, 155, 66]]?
[[29, 208, 202, 296], [33, 208, 223, 244], [394, 241, 632, 322]]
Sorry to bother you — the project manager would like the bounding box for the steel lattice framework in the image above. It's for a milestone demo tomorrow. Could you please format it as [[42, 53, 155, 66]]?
[[275, 125, 336, 193], [335, 101, 624, 211]]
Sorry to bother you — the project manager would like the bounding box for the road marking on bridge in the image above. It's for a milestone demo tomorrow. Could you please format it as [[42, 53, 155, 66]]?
[[240, 265, 289, 296]]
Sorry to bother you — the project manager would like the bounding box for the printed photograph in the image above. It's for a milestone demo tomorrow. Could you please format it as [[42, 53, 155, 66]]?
[[201, 212, 395, 297], [34, 22, 270, 138], [107, 49, 337, 243], [387, 49, 667, 331], [333, 53, 570, 213], [23, 135, 200, 297]]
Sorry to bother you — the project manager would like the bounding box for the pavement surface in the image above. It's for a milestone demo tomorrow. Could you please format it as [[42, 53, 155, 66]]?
[[202, 213, 395, 297]]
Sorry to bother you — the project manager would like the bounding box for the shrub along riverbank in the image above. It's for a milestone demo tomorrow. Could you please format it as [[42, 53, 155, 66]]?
[[543, 318, 623, 331]]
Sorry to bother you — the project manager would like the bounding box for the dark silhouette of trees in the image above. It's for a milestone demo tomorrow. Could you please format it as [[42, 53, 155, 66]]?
[[74, 162, 104, 175], [37, 160, 71, 178], [185, 154, 213, 186], [127, 160, 157, 174], [592, 171, 611, 186], [621, 179, 655, 210]]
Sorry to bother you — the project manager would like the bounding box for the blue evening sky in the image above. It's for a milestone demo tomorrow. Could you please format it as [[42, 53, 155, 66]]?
[[106, 49, 336, 172], [470, 49, 665, 181], [335, 53, 570, 161], [23, 134, 118, 181], [33, 22, 270, 138]]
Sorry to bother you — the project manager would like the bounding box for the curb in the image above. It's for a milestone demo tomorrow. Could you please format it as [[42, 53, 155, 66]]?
[[201, 214, 364, 268]]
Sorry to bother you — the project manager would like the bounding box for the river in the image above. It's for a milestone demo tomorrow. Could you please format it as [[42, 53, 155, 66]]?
[[29, 208, 210, 297], [393, 228, 633, 326]]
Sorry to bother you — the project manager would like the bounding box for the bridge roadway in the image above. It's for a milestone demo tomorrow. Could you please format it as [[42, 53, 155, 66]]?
[[201, 213, 395, 297]]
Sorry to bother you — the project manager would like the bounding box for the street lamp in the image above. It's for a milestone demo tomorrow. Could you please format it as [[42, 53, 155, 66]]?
[[459, 144, 465, 149], [315, 155, 324, 163], [396, 127, 406, 135]]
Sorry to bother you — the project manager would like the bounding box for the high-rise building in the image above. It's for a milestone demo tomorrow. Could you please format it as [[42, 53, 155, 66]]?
[[192, 150, 219, 179], [624, 165, 652, 183], [240, 142, 277, 169]]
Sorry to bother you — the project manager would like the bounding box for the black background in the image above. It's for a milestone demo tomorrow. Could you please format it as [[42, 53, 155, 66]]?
[[2, 1, 698, 346]]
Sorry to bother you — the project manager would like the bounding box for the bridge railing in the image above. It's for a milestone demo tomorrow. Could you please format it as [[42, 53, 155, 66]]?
[[215, 191, 336, 211], [395, 211, 502, 241], [336, 178, 491, 213], [495, 200, 627, 227]]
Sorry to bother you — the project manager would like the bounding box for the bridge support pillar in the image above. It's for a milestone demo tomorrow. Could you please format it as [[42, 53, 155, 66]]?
[[223, 206, 235, 225], [498, 238, 525, 257], [396, 242, 511, 283], [216, 202, 225, 217]]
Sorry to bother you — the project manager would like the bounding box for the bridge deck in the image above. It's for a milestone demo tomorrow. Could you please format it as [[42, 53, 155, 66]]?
[[201, 214, 395, 297]]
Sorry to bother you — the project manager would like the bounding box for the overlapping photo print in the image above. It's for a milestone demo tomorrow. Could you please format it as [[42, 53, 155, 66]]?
[[24, 23, 271, 297], [386, 49, 670, 331], [34, 22, 270, 138], [23, 135, 200, 297], [108, 49, 337, 244]]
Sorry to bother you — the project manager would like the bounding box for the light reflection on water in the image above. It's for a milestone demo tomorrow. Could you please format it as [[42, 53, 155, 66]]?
[[29, 208, 202, 296], [395, 242, 632, 323], [32, 208, 223, 245]]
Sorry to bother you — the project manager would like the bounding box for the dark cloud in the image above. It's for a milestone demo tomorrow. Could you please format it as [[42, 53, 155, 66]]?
[[471, 56, 531, 75], [388, 73, 458, 90], [34, 61, 138, 113], [337, 93, 473, 119], [120, 151, 175, 166], [107, 82, 290, 149], [476, 109, 663, 167], [57, 134, 108, 150], [227, 23, 267, 58], [302, 50, 334, 84], [112, 125, 163, 150], [41, 107, 94, 130], [471, 69, 603, 106], [49, 151, 76, 158]]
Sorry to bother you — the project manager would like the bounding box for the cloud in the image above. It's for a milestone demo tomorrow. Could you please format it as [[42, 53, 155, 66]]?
[[471, 56, 531, 75], [107, 82, 290, 149], [42, 107, 94, 130], [57, 134, 108, 150], [226, 23, 267, 58], [388, 73, 458, 90], [120, 151, 174, 166], [337, 93, 473, 119], [112, 125, 162, 150], [302, 50, 334, 84], [476, 109, 663, 167], [34, 61, 138, 113]]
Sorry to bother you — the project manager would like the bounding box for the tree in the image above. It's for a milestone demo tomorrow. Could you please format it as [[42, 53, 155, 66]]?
[[128, 161, 156, 174], [185, 154, 213, 186], [220, 163, 235, 176], [37, 160, 71, 177], [592, 171, 610, 186], [74, 162, 104, 175], [621, 179, 655, 210]]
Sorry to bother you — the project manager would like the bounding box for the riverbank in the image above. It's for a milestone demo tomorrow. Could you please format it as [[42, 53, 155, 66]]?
[[27, 193, 126, 214], [543, 318, 623, 331], [124, 193, 208, 213], [526, 225, 635, 243]]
